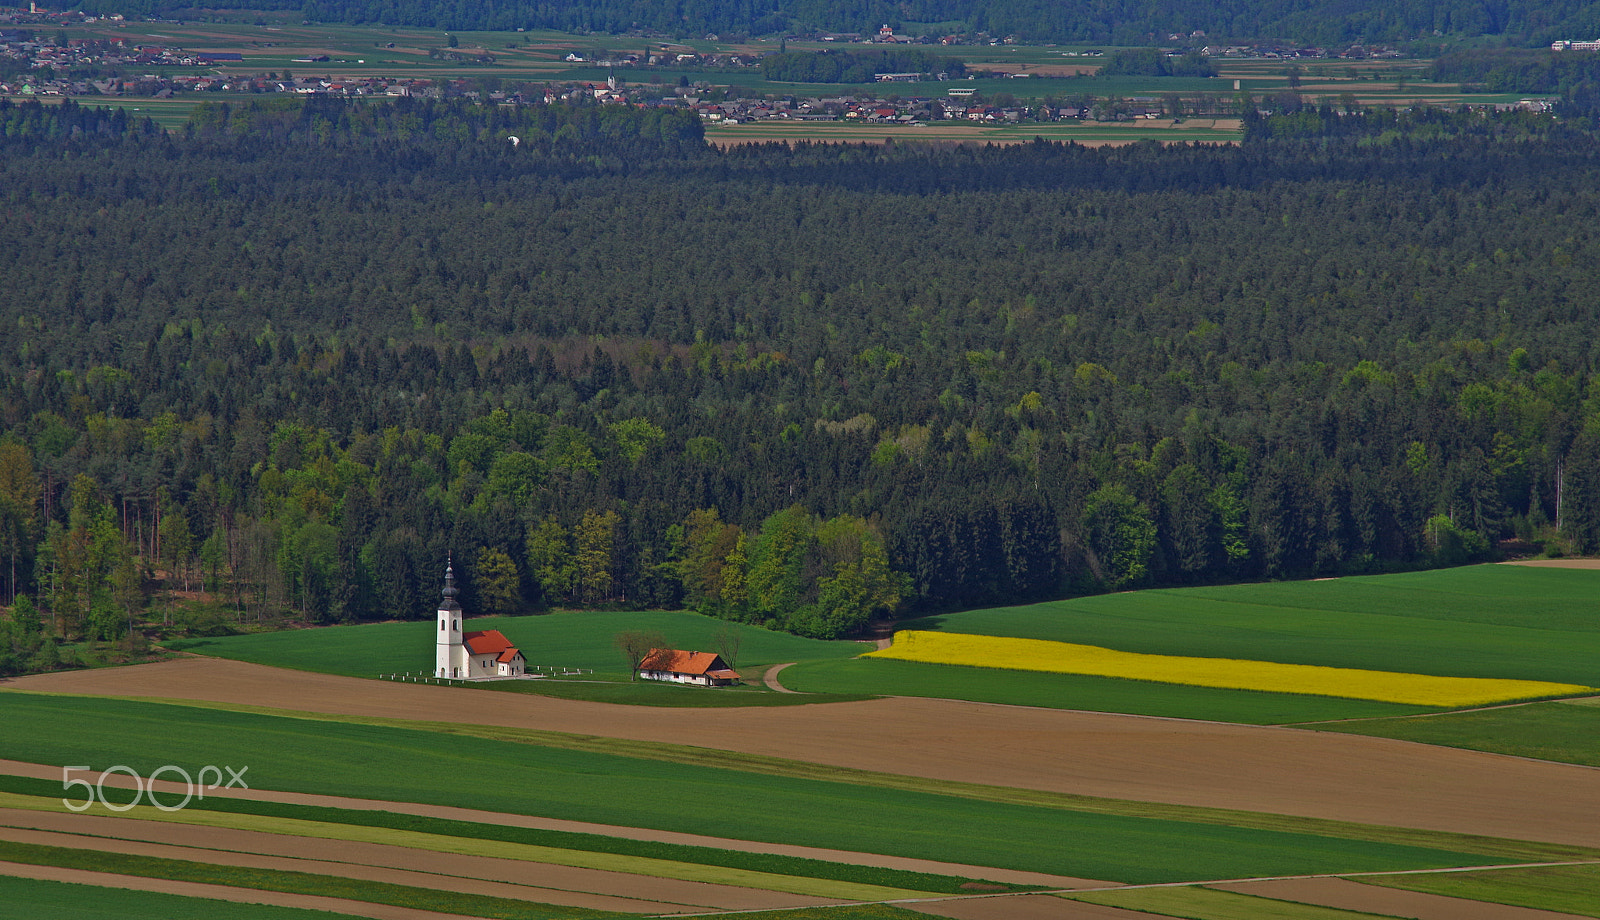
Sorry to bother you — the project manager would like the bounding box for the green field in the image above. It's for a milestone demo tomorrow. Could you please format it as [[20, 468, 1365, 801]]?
[[782, 658, 1435, 724], [1311, 699, 1600, 765], [0, 694, 1497, 884], [897, 566, 1600, 685], [173, 608, 862, 678], [0, 876, 373, 920]]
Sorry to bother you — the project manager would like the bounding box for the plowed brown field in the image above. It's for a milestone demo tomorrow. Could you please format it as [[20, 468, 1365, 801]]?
[[9, 657, 1600, 848]]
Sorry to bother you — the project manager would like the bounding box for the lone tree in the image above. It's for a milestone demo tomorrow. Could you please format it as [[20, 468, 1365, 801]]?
[[614, 629, 666, 681]]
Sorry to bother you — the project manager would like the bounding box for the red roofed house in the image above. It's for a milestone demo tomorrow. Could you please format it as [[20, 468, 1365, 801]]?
[[638, 648, 741, 686], [434, 561, 527, 679]]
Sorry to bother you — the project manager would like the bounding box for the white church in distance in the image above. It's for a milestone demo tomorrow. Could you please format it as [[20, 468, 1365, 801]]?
[[435, 561, 527, 680]]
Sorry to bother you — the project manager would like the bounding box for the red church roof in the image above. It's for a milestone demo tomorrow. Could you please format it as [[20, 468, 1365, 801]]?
[[464, 629, 521, 661]]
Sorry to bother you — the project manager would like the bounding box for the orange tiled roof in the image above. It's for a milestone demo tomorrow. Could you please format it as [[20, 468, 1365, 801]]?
[[638, 648, 733, 676], [497, 648, 522, 663], [464, 629, 515, 656]]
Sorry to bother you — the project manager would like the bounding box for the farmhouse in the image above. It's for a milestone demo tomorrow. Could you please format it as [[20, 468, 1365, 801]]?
[[434, 562, 527, 679], [638, 648, 741, 686]]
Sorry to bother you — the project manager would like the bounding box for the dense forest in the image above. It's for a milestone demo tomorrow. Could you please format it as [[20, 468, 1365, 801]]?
[[1, 96, 1599, 661], [66, 0, 1600, 45]]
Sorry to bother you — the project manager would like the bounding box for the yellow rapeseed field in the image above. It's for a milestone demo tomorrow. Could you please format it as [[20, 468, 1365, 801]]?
[[866, 631, 1592, 706]]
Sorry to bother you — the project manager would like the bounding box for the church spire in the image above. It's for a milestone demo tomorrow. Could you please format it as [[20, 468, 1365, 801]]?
[[440, 556, 461, 611]]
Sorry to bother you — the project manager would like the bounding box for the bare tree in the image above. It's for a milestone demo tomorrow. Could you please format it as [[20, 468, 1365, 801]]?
[[713, 624, 741, 667], [614, 630, 666, 681]]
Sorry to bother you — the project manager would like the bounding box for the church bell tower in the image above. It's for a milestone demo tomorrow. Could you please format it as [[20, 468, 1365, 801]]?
[[436, 559, 463, 678]]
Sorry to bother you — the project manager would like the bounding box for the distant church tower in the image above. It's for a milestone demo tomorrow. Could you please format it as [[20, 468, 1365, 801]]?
[[436, 559, 463, 678]]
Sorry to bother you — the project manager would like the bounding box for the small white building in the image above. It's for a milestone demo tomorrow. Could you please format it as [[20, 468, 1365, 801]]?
[[435, 562, 527, 679], [638, 648, 741, 686]]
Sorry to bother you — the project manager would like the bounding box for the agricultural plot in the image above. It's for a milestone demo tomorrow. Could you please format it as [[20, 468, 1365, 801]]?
[[1311, 698, 1600, 766], [890, 565, 1600, 685], [0, 875, 375, 920], [0, 694, 1500, 886], [866, 631, 1590, 706], [782, 657, 1436, 723]]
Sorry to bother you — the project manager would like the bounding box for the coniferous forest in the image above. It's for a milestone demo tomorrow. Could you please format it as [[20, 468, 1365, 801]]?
[[1, 96, 1599, 655]]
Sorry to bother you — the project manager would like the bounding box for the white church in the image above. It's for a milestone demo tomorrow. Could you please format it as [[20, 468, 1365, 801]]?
[[435, 561, 527, 680]]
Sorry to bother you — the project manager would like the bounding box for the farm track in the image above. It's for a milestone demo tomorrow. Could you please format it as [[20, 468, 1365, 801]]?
[[7, 658, 1600, 848]]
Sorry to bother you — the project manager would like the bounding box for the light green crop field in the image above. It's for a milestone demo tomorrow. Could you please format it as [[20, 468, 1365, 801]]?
[[171, 608, 861, 678], [895, 565, 1600, 685], [1354, 864, 1600, 917], [1310, 699, 1600, 766], [0, 694, 1495, 884], [0, 876, 373, 920]]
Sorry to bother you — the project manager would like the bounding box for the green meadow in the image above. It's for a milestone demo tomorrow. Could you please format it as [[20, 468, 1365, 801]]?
[[173, 608, 861, 678], [1311, 699, 1600, 765], [0, 694, 1497, 884], [896, 565, 1600, 685]]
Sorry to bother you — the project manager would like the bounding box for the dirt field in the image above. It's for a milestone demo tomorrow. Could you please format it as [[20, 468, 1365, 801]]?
[[9, 658, 1600, 848], [1503, 558, 1600, 569]]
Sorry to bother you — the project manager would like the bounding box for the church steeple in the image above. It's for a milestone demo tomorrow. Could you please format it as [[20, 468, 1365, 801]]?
[[440, 556, 461, 611], [436, 556, 463, 677]]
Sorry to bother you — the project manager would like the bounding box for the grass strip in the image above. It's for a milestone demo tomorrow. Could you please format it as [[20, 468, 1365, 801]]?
[[0, 791, 934, 902], [0, 874, 375, 920], [1068, 886, 1392, 919], [0, 838, 622, 920], [1309, 700, 1600, 767], [1351, 864, 1600, 917], [8, 691, 1591, 865], [0, 774, 1013, 894]]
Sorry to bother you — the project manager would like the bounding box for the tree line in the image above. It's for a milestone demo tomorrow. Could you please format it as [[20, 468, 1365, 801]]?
[[72, 0, 1600, 45], [2, 97, 1599, 661]]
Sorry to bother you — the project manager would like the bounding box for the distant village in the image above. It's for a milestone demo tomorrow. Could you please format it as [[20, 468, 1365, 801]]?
[[3, 8, 1409, 123]]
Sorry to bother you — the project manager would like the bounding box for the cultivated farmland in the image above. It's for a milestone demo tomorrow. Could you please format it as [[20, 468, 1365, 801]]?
[[4, 563, 1600, 918]]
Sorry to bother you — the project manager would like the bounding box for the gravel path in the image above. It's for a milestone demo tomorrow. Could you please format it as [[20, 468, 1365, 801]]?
[[762, 663, 799, 693]]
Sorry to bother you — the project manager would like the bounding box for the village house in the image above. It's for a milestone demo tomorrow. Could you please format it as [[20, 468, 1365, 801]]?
[[638, 648, 741, 686]]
